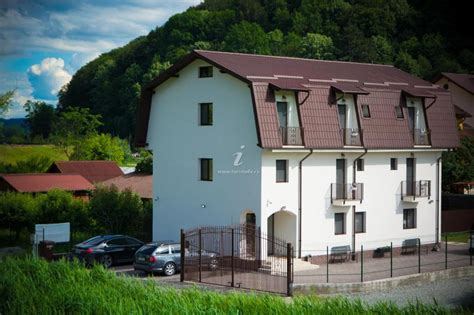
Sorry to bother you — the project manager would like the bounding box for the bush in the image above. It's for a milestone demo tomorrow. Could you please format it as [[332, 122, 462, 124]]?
[[135, 150, 152, 174], [89, 185, 146, 237], [0, 192, 37, 240]]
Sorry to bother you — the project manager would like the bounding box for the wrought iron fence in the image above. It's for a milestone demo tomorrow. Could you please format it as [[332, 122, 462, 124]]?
[[330, 183, 364, 204], [280, 127, 303, 146], [340, 128, 362, 146], [294, 231, 473, 284], [180, 224, 293, 296], [401, 180, 431, 199]]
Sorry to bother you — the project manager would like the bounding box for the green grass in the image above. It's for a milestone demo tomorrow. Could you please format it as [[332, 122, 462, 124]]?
[[0, 257, 462, 314], [0, 144, 68, 165], [445, 232, 471, 243]]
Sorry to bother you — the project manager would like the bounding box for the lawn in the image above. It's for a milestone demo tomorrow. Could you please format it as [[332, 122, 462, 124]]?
[[445, 232, 471, 243], [0, 257, 461, 314], [0, 144, 68, 165]]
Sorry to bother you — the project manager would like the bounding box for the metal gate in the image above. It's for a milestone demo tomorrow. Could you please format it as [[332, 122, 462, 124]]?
[[180, 225, 293, 296]]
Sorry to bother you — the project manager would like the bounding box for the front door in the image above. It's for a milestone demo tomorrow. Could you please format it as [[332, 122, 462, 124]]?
[[245, 213, 256, 256], [336, 159, 346, 199], [406, 158, 415, 195]]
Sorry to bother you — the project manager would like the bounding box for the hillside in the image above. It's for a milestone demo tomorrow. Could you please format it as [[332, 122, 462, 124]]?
[[58, 0, 474, 141], [0, 145, 67, 165]]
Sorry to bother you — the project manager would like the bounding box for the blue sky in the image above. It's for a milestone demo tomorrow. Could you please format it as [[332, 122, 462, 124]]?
[[0, 0, 201, 118]]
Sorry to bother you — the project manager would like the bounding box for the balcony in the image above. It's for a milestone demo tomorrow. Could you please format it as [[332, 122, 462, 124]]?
[[331, 183, 364, 206], [280, 127, 303, 146], [401, 180, 431, 202], [413, 129, 431, 146], [341, 128, 362, 146]]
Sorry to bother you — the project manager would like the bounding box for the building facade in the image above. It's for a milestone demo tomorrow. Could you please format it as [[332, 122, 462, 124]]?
[[136, 51, 459, 258]]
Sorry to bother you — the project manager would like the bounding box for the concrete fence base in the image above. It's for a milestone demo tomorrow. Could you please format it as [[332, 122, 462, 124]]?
[[293, 266, 474, 295]]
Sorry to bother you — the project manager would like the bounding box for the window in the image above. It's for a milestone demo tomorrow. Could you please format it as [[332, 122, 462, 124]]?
[[107, 238, 128, 246], [200, 158, 213, 181], [390, 158, 398, 170], [356, 159, 364, 171], [361, 104, 371, 118], [355, 212, 366, 233], [395, 106, 404, 119], [403, 208, 416, 229], [156, 246, 170, 254], [443, 83, 449, 90], [335, 213, 346, 235], [199, 103, 213, 126], [199, 66, 213, 78], [171, 245, 181, 254], [276, 160, 288, 183]]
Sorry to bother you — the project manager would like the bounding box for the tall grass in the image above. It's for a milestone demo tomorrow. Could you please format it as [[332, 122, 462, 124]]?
[[0, 257, 459, 314]]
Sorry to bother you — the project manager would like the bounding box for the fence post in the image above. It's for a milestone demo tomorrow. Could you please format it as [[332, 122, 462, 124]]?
[[287, 243, 292, 296], [180, 229, 185, 282], [360, 245, 363, 283], [231, 228, 235, 287], [418, 238, 421, 273], [470, 231, 473, 266], [198, 229, 202, 283], [326, 246, 329, 283], [390, 242, 393, 278], [445, 233, 448, 270]]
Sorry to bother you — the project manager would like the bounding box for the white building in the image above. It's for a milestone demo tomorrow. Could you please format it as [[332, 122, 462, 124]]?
[[135, 50, 459, 258]]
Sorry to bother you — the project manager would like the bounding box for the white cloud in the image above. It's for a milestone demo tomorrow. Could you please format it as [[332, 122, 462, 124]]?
[[27, 57, 72, 100]]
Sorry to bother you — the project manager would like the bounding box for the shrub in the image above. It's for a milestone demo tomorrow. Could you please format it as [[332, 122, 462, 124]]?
[[0, 192, 37, 240]]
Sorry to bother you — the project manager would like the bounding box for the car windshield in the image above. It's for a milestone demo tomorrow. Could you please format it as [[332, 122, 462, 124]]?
[[81, 236, 106, 246], [137, 245, 157, 255]]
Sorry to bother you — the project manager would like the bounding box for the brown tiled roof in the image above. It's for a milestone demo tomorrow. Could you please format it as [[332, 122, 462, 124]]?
[[48, 161, 123, 183], [101, 173, 152, 199], [0, 174, 94, 193], [136, 50, 459, 149], [454, 105, 472, 118], [439, 73, 474, 94]]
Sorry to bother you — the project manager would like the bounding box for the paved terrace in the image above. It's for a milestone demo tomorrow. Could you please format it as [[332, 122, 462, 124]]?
[[294, 242, 471, 284]]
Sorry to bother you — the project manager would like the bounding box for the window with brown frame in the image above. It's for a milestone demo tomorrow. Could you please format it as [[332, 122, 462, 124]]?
[[395, 106, 404, 119], [200, 158, 213, 181], [276, 160, 288, 183], [199, 103, 213, 126], [361, 104, 371, 118], [390, 158, 398, 170], [335, 213, 346, 235], [355, 212, 366, 233], [199, 66, 213, 78]]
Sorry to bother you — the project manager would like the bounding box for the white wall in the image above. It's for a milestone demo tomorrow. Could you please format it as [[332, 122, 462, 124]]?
[[261, 150, 442, 255], [147, 59, 262, 241]]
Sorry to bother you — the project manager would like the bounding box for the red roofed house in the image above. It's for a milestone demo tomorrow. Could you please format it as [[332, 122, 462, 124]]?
[[0, 174, 95, 200], [47, 161, 124, 183], [101, 173, 152, 200], [136, 50, 459, 259], [433, 73, 474, 137]]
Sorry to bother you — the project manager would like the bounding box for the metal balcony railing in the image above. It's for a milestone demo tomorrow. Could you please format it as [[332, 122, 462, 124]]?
[[401, 180, 431, 199], [341, 128, 362, 146], [280, 127, 303, 146], [413, 129, 431, 145], [331, 183, 364, 204]]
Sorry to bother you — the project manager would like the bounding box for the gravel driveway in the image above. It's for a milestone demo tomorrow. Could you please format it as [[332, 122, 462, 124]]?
[[343, 276, 474, 309]]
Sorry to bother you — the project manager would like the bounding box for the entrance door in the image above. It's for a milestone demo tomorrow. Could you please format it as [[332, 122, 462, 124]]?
[[245, 213, 256, 256], [336, 159, 346, 199], [406, 158, 415, 195]]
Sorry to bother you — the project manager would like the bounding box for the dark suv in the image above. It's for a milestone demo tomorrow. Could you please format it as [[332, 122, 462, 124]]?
[[72, 235, 144, 268], [134, 241, 218, 276]]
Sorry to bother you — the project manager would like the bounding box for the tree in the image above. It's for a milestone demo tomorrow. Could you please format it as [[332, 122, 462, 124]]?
[[72, 133, 129, 164], [89, 185, 145, 235], [301, 33, 334, 59], [24, 100, 56, 139], [0, 90, 14, 116], [442, 137, 474, 192], [0, 192, 37, 240], [223, 21, 270, 54], [135, 151, 153, 174], [51, 107, 102, 159]]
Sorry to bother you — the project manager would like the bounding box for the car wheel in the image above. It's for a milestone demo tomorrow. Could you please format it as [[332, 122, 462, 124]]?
[[209, 258, 218, 270], [100, 254, 113, 268], [163, 262, 176, 276]]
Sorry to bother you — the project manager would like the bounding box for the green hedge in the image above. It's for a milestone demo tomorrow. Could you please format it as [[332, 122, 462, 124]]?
[[0, 257, 457, 314]]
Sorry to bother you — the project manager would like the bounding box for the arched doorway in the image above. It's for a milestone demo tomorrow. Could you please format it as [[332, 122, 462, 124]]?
[[267, 210, 297, 255]]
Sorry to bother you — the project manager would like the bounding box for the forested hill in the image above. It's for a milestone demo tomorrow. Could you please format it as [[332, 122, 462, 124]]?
[[58, 0, 474, 140]]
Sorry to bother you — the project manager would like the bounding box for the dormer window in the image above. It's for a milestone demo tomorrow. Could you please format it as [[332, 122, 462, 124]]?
[[199, 66, 213, 78], [395, 106, 404, 119], [361, 104, 371, 118], [405, 96, 430, 145]]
